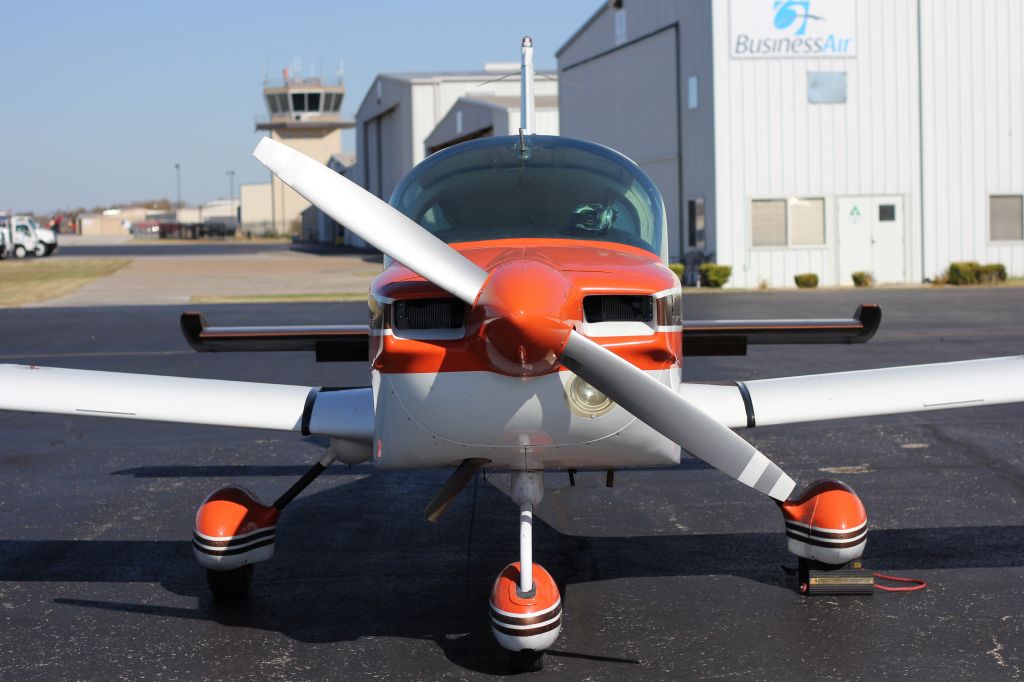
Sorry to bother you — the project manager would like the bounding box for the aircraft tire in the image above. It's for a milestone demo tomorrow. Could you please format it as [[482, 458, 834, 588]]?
[[206, 564, 253, 597], [509, 650, 544, 673]]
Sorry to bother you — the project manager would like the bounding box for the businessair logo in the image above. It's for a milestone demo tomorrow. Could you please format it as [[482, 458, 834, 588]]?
[[730, 0, 857, 59]]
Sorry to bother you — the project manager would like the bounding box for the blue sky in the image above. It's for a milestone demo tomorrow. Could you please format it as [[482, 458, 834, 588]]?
[[0, 0, 598, 213]]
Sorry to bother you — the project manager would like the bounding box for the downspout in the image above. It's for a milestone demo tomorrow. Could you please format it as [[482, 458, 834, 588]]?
[[917, 0, 927, 281]]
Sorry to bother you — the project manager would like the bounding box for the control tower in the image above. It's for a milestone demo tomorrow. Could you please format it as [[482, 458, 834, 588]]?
[[255, 72, 353, 234]]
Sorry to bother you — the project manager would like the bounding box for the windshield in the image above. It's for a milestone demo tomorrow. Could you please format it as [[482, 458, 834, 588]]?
[[390, 135, 666, 257]]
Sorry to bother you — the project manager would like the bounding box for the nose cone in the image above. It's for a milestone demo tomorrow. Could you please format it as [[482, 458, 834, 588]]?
[[476, 260, 574, 376]]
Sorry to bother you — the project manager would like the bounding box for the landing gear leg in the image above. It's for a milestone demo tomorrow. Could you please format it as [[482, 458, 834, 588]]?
[[489, 471, 561, 672]]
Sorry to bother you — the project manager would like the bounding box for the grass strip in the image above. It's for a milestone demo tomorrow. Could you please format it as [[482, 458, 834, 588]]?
[[0, 258, 131, 307]]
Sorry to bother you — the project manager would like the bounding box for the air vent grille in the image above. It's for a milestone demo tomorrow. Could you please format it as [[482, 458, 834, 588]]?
[[393, 298, 466, 330], [583, 295, 654, 323]]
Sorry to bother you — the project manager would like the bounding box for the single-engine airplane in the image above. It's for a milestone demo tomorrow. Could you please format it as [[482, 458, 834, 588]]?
[[2, 39, 1023, 672]]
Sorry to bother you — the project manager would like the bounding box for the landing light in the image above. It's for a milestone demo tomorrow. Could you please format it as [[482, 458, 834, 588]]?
[[565, 375, 615, 418]]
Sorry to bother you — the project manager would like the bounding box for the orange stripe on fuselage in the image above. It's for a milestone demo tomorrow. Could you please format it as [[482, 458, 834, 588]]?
[[370, 239, 681, 375]]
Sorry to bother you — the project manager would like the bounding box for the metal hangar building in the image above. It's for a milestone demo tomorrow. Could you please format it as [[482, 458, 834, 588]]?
[[557, 0, 1024, 287]]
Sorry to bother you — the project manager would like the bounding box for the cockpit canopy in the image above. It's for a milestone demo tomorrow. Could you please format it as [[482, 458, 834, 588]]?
[[390, 135, 667, 259]]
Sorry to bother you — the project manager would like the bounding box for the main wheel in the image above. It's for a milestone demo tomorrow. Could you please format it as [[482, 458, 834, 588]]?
[[13, 245, 26, 259], [510, 649, 545, 673], [206, 564, 253, 597]]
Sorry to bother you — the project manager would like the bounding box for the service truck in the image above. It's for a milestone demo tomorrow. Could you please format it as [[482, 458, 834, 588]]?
[[0, 214, 55, 258]]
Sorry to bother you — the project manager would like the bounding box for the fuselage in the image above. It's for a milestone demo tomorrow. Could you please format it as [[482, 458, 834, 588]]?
[[368, 238, 683, 470]]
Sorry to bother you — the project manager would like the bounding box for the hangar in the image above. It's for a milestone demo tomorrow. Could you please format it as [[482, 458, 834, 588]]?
[[557, 0, 1024, 286]]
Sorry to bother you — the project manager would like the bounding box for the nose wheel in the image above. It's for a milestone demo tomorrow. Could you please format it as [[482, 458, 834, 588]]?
[[490, 471, 561, 671], [206, 564, 253, 597]]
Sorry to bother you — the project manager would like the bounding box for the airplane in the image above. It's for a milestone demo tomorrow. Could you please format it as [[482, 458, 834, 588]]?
[[2, 39, 1023, 672]]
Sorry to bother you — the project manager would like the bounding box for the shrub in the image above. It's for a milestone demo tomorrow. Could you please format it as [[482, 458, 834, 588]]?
[[947, 261, 982, 285], [699, 263, 732, 288], [668, 263, 685, 281], [944, 262, 1007, 285], [851, 271, 874, 287], [794, 273, 819, 288], [980, 263, 1007, 283], [758, 279, 770, 291]]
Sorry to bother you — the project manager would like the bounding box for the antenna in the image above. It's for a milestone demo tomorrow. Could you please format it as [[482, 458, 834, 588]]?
[[520, 37, 535, 135]]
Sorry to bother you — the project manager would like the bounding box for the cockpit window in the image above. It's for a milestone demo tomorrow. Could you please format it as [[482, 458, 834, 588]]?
[[390, 135, 665, 256]]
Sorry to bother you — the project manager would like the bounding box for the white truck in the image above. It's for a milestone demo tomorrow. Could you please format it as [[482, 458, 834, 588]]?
[[0, 215, 56, 259]]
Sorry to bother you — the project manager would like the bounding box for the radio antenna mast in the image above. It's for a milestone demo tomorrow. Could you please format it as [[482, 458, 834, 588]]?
[[519, 36, 535, 135]]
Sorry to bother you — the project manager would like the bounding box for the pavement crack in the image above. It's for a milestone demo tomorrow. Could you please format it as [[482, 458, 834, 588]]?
[[986, 635, 1023, 679]]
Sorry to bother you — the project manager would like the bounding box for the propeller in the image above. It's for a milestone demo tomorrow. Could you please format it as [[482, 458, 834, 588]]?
[[253, 137, 488, 305], [559, 332, 794, 500], [253, 139, 795, 502]]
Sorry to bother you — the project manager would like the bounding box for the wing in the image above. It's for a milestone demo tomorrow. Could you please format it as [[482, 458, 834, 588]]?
[[681, 304, 880, 356], [0, 364, 372, 442], [180, 312, 369, 362], [680, 356, 1024, 428]]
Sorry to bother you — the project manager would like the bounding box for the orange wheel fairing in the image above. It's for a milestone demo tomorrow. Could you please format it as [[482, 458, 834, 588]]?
[[489, 562, 562, 652]]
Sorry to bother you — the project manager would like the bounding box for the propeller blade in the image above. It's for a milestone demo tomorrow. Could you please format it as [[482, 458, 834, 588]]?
[[424, 458, 491, 522], [560, 331, 795, 501], [253, 137, 488, 305]]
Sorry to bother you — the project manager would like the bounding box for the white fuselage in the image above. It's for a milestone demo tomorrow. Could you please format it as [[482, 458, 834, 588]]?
[[370, 368, 682, 470]]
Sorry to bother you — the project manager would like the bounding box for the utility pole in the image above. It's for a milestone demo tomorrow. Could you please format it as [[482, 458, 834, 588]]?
[[227, 170, 235, 226], [174, 163, 181, 210]]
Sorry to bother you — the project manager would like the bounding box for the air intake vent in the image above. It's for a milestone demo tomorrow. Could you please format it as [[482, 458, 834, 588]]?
[[583, 295, 654, 323], [394, 298, 466, 330]]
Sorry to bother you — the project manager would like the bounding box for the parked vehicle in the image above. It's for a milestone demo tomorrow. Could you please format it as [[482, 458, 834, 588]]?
[[32, 221, 58, 256], [0, 224, 11, 259], [0, 215, 42, 259]]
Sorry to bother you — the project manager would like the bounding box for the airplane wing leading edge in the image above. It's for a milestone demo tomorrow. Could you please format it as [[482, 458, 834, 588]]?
[[680, 355, 1024, 429], [0, 364, 373, 441]]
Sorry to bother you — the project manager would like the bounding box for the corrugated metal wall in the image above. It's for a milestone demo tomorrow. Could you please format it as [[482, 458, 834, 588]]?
[[920, 0, 1024, 278], [711, 0, 922, 287], [559, 0, 1024, 286]]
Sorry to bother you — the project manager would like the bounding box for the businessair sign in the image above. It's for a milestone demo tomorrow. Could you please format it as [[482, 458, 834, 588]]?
[[730, 0, 857, 59]]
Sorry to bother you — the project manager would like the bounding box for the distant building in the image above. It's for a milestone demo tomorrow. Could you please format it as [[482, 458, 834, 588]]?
[[175, 199, 239, 227], [558, 0, 1024, 286], [345, 67, 558, 246], [79, 207, 158, 236], [424, 94, 559, 154], [240, 183, 273, 235], [244, 73, 354, 236], [300, 152, 356, 242]]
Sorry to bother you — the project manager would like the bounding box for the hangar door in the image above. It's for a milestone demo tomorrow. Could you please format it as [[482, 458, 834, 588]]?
[[364, 108, 401, 201], [560, 28, 681, 258]]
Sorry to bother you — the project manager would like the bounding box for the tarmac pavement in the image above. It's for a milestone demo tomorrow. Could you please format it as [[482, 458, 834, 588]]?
[[0, 288, 1022, 679], [34, 244, 382, 307]]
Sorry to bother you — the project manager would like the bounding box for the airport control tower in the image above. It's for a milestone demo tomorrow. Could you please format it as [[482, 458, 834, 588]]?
[[254, 71, 353, 234]]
